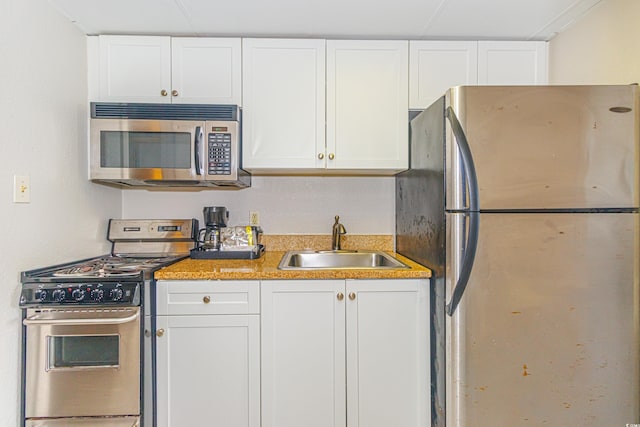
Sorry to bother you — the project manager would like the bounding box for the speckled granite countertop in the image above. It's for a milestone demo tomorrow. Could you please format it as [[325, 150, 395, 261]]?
[[154, 251, 431, 281]]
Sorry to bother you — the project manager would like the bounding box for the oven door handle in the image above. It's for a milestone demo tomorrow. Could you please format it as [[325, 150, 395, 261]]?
[[23, 311, 139, 326]]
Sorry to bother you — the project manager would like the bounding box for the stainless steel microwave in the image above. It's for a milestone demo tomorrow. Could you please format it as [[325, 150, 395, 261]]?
[[90, 103, 250, 188]]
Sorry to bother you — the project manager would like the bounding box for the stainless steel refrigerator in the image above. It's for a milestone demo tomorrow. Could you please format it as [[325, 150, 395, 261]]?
[[396, 85, 640, 427]]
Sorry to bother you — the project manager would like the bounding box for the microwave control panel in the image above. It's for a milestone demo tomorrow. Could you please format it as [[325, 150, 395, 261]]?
[[207, 132, 232, 175]]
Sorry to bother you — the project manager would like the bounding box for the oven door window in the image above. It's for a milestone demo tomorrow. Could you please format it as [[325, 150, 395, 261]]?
[[100, 130, 191, 169], [48, 334, 119, 369]]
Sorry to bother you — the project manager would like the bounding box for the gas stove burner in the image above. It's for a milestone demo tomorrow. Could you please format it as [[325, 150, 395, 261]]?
[[50, 256, 178, 278], [52, 268, 140, 278]]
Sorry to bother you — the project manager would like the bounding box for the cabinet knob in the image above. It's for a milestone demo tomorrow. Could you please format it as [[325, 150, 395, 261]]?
[[318, 153, 325, 160], [348, 292, 356, 300], [328, 153, 335, 160], [160, 89, 168, 96], [203, 295, 211, 304], [171, 89, 179, 97], [156, 328, 165, 337], [337, 292, 344, 301]]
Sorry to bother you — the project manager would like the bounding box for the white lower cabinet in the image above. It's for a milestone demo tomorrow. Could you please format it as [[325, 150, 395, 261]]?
[[261, 279, 430, 427], [155, 280, 260, 427]]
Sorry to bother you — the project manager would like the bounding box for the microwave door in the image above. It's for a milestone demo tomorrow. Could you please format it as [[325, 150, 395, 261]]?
[[90, 119, 204, 182]]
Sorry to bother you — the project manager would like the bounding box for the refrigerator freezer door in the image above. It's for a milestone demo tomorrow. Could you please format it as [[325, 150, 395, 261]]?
[[446, 212, 640, 426], [446, 85, 639, 210]]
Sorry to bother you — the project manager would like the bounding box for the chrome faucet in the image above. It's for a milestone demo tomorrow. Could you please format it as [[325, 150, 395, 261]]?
[[331, 215, 347, 250]]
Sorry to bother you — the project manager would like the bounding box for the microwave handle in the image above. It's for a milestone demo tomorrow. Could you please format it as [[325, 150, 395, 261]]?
[[194, 126, 203, 176]]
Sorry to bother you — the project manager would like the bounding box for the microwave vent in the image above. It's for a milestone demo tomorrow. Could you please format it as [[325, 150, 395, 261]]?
[[91, 102, 239, 121]]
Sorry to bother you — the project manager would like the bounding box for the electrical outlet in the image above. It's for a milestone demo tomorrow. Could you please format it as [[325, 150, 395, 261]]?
[[13, 175, 30, 203], [249, 211, 260, 226]]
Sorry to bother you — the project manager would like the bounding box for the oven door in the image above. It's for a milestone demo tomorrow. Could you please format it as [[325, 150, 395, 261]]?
[[23, 307, 141, 418], [90, 118, 204, 182]]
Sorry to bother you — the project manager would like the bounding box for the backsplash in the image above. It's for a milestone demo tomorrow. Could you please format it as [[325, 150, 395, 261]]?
[[121, 176, 396, 235], [262, 234, 394, 251]]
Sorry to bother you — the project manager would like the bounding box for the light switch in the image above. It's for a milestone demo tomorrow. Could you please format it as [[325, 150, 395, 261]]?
[[13, 175, 30, 203]]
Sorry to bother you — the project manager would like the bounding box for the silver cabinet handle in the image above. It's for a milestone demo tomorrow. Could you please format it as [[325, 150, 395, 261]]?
[[171, 90, 179, 97], [348, 292, 356, 300], [161, 89, 168, 96], [337, 292, 344, 301], [203, 295, 211, 304]]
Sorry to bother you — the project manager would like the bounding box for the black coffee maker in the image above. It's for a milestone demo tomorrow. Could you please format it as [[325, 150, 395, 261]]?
[[198, 206, 229, 250]]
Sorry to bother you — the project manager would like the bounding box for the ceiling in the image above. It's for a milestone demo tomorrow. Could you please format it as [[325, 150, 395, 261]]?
[[48, 0, 602, 41]]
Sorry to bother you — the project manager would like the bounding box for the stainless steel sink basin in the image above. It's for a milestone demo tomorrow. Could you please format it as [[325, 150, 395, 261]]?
[[278, 250, 409, 270]]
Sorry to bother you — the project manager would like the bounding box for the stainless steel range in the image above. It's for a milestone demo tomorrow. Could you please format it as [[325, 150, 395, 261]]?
[[19, 219, 197, 427]]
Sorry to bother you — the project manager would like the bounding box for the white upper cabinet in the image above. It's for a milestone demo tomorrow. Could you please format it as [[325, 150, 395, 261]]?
[[95, 35, 241, 104], [478, 41, 548, 85], [170, 37, 241, 104], [326, 40, 409, 172], [242, 38, 408, 174], [91, 36, 546, 173], [409, 41, 478, 109], [242, 38, 326, 171], [409, 40, 548, 109], [98, 36, 171, 103]]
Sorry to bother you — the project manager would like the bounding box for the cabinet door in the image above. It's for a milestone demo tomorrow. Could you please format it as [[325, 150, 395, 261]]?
[[345, 279, 430, 427], [155, 314, 260, 427], [326, 40, 409, 172], [242, 39, 326, 172], [409, 41, 478, 109], [478, 41, 548, 85], [261, 280, 346, 427], [171, 37, 241, 105], [98, 35, 171, 103]]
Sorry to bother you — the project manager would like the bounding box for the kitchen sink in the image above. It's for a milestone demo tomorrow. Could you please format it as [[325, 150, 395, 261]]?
[[278, 250, 409, 270]]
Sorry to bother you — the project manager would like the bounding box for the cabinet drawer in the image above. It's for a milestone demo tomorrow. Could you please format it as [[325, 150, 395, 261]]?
[[156, 280, 260, 315]]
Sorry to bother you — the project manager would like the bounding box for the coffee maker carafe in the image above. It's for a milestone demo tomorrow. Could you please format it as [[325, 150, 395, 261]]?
[[199, 206, 229, 250]]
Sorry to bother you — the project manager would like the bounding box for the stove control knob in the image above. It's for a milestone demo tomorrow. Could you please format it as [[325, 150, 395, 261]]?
[[52, 289, 65, 302], [34, 289, 48, 302], [110, 288, 124, 301], [72, 288, 86, 302], [91, 289, 105, 302]]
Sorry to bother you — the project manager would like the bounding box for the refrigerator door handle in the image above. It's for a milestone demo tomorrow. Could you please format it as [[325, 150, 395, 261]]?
[[446, 211, 479, 316], [446, 106, 480, 316], [446, 106, 479, 212]]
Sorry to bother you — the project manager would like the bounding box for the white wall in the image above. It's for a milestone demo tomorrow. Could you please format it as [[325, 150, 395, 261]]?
[[122, 176, 396, 234], [548, 0, 640, 84], [0, 0, 122, 425]]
